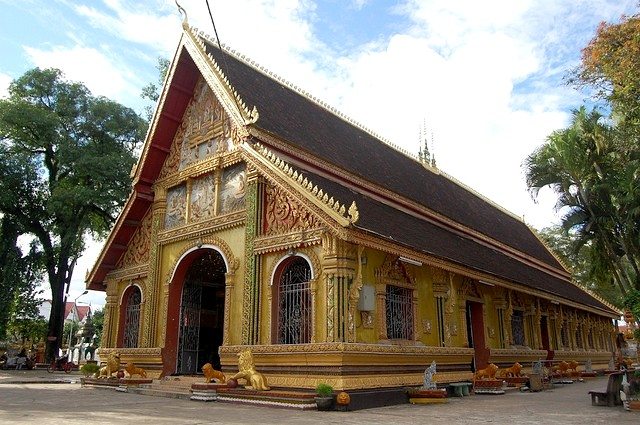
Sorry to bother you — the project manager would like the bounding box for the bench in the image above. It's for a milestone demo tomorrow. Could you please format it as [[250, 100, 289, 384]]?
[[449, 382, 473, 397], [588, 372, 625, 406]]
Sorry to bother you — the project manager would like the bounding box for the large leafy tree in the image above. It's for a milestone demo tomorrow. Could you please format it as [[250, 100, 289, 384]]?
[[0, 216, 44, 341], [0, 68, 146, 360], [525, 108, 639, 296], [527, 9, 640, 316], [576, 12, 640, 135], [140, 57, 170, 121]]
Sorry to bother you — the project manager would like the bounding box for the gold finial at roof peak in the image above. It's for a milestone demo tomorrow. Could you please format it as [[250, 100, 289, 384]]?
[[175, 1, 188, 27]]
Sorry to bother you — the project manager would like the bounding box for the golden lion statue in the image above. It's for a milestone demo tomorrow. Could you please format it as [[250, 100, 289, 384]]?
[[474, 363, 498, 380], [231, 349, 270, 391], [553, 360, 569, 377], [202, 363, 226, 384], [567, 360, 579, 375], [96, 351, 120, 379], [125, 362, 147, 378], [500, 362, 523, 378]]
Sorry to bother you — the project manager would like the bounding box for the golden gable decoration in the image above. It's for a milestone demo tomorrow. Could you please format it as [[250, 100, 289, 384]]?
[[118, 212, 152, 268], [264, 183, 321, 235], [248, 143, 359, 225], [159, 77, 234, 179]]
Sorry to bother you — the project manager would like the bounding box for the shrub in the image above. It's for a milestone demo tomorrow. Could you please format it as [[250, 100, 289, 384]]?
[[80, 363, 100, 377], [316, 383, 333, 397]]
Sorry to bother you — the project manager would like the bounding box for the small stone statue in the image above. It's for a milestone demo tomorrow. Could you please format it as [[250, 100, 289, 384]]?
[[532, 361, 543, 375], [422, 361, 437, 390], [585, 358, 593, 373]]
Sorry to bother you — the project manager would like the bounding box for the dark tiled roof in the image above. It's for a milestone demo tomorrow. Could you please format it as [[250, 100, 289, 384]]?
[[200, 39, 614, 314], [301, 169, 613, 313], [203, 40, 562, 271]]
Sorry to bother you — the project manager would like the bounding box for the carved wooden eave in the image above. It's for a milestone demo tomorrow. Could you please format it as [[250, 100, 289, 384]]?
[[240, 141, 359, 231]]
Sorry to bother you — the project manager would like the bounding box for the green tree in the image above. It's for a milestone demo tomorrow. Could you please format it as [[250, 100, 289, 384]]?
[[0, 68, 146, 360], [576, 12, 640, 134], [0, 216, 45, 341], [141, 57, 170, 121], [92, 309, 104, 347], [538, 225, 623, 307], [524, 108, 639, 296]]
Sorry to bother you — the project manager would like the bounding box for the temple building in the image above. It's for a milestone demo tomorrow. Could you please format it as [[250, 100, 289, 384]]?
[[87, 20, 619, 389]]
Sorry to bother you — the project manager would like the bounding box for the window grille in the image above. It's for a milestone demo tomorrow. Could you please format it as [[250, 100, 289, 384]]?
[[385, 285, 413, 340], [277, 257, 312, 344], [549, 317, 558, 350], [436, 297, 446, 346], [497, 309, 506, 348], [575, 326, 584, 349], [511, 310, 525, 346], [560, 321, 569, 348], [123, 289, 141, 348]]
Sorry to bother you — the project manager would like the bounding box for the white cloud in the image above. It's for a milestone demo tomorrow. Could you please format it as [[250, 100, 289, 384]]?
[[23, 44, 140, 104]]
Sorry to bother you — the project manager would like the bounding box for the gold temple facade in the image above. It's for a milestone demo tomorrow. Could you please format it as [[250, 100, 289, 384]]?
[[87, 22, 619, 390]]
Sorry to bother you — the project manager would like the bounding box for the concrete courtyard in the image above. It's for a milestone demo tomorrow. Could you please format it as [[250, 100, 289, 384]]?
[[0, 370, 638, 424]]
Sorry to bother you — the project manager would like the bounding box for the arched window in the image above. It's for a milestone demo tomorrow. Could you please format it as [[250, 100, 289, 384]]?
[[275, 257, 312, 344], [123, 287, 142, 348]]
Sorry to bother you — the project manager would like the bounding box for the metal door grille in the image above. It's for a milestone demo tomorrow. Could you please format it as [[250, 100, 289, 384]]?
[[386, 285, 413, 340], [277, 258, 311, 344], [511, 310, 525, 346], [178, 284, 202, 374], [123, 290, 141, 348]]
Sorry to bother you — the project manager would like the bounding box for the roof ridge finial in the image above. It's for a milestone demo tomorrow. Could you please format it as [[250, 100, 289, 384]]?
[[418, 118, 431, 165], [175, 0, 188, 28]]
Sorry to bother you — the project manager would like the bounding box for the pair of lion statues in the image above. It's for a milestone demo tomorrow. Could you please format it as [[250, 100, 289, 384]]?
[[94, 351, 147, 379], [202, 349, 270, 391], [474, 362, 524, 380]]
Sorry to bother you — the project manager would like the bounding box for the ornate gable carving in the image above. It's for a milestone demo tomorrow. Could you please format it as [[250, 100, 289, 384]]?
[[263, 182, 321, 235], [159, 77, 234, 179], [458, 277, 482, 301], [118, 212, 152, 268], [375, 255, 415, 288]]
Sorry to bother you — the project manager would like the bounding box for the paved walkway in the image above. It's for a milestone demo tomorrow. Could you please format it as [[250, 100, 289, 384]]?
[[0, 370, 638, 424]]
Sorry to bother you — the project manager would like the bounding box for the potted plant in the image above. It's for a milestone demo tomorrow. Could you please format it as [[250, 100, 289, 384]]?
[[315, 383, 334, 411]]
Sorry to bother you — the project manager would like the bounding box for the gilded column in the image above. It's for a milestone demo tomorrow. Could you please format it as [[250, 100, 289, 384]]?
[[241, 169, 260, 344], [310, 278, 318, 343], [505, 292, 514, 346], [534, 301, 542, 349], [321, 234, 355, 342], [142, 188, 165, 348], [103, 279, 119, 348], [223, 270, 236, 346], [375, 282, 387, 340]]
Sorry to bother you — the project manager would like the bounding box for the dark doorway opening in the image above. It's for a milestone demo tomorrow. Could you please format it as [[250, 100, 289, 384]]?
[[466, 300, 488, 372], [177, 250, 226, 374]]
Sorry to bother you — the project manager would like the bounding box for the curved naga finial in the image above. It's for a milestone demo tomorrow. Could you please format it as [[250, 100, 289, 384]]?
[[175, 0, 188, 27]]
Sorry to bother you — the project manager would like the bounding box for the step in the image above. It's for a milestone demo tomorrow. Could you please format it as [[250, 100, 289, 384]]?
[[127, 386, 192, 400]]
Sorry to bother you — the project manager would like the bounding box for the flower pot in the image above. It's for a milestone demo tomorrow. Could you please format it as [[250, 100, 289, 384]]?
[[315, 396, 334, 411], [627, 399, 640, 412]]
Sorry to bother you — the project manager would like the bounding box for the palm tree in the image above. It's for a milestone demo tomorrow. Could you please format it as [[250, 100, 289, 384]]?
[[524, 107, 639, 296]]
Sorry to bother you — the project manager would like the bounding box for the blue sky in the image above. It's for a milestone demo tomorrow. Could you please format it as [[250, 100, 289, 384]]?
[[1, 0, 637, 308]]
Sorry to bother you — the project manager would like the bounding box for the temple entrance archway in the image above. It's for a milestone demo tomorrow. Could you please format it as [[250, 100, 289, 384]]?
[[164, 248, 227, 376]]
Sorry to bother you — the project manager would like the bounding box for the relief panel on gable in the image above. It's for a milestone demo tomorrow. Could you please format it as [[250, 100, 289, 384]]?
[[219, 163, 246, 214], [165, 184, 187, 228], [190, 173, 216, 222], [159, 77, 233, 179]]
